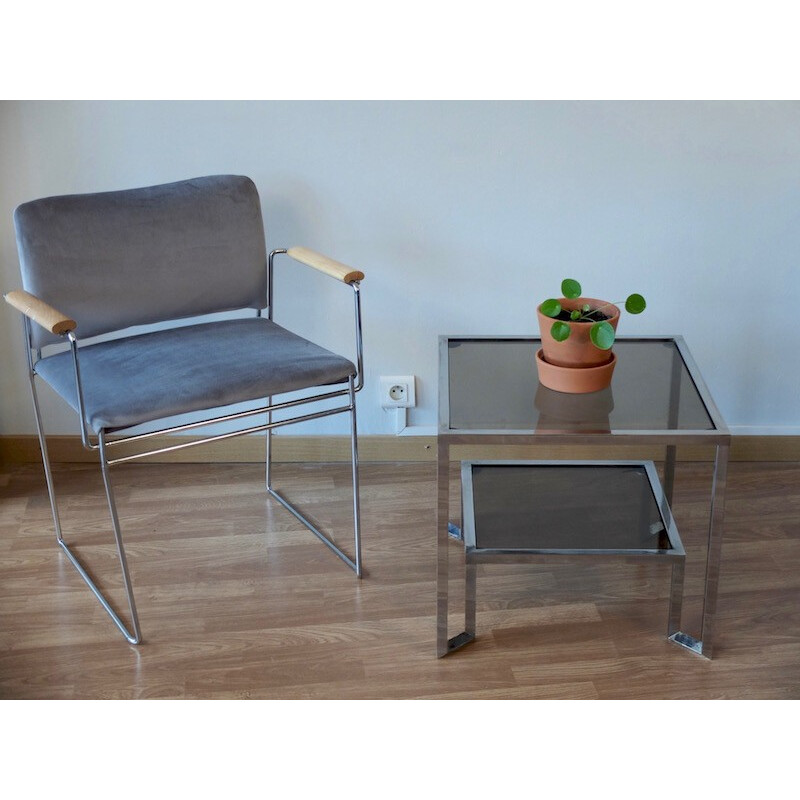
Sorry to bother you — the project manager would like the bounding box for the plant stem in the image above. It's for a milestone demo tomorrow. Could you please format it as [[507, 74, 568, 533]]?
[[583, 300, 623, 317]]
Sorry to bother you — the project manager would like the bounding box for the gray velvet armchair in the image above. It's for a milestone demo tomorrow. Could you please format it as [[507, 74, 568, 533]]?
[[4, 175, 365, 644]]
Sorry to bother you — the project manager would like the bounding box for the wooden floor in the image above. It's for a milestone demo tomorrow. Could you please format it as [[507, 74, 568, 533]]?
[[1, 458, 798, 699]]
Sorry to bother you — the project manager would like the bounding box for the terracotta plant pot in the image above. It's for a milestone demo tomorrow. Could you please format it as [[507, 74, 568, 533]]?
[[537, 296, 620, 368], [535, 348, 617, 394]]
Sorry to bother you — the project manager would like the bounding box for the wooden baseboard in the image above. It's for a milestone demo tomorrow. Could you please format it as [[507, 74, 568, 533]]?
[[0, 434, 436, 465], [1, 433, 799, 465]]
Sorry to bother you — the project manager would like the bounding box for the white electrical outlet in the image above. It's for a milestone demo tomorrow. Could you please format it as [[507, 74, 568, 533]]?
[[379, 376, 416, 408]]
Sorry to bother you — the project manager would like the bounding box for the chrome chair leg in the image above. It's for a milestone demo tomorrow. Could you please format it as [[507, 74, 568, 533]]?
[[265, 376, 363, 576], [28, 374, 141, 643], [265, 395, 273, 490], [348, 375, 363, 577], [27, 366, 65, 544], [97, 431, 142, 643]]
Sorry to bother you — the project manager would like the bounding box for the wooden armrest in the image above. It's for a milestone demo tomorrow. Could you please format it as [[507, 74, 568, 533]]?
[[286, 246, 365, 284], [4, 289, 77, 335]]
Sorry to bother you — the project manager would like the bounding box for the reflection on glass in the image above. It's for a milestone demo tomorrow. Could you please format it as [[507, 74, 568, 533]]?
[[447, 338, 714, 431], [468, 464, 672, 552], [535, 384, 614, 433]]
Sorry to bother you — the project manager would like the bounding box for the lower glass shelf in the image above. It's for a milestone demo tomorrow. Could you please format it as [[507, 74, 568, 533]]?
[[460, 460, 685, 562]]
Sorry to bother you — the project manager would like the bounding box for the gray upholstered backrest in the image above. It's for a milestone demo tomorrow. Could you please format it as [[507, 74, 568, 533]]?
[[14, 175, 268, 348]]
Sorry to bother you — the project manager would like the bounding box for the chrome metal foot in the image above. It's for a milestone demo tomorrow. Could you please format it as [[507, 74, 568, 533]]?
[[669, 631, 707, 657], [444, 631, 475, 655]]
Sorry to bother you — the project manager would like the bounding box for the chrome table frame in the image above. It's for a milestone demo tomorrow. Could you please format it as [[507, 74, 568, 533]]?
[[20, 249, 364, 644], [436, 335, 731, 659]]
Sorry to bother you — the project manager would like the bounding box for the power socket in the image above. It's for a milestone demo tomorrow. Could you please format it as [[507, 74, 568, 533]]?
[[379, 375, 416, 408]]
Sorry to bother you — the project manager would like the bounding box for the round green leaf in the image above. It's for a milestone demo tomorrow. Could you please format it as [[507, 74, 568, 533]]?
[[625, 293, 646, 314], [561, 278, 582, 299], [570, 309, 581, 321], [540, 298, 561, 318], [590, 320, 615, 350], [581, 304, 590, 313], [550, 321, 571, 342]]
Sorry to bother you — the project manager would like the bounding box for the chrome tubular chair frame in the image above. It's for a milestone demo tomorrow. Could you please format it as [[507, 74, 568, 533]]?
[[17, 248, 364, 645]]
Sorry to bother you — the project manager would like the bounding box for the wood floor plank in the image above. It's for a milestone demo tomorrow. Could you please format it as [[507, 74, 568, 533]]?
[[1, 460, 798, 699]]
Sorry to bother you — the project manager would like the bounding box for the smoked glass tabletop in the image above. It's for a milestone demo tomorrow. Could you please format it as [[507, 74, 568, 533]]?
[[464, 463, 679, 554], [444, 337, 717, 433]]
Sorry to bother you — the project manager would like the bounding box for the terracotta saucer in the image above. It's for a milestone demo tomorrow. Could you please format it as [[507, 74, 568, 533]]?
[[535, 348, 616, 394]]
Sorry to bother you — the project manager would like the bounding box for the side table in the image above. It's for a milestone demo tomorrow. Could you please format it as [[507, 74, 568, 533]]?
[[437, 336, 730, 658]]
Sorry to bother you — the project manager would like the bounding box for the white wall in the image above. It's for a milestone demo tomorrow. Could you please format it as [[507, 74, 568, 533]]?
[[1, 101, 798, 437]]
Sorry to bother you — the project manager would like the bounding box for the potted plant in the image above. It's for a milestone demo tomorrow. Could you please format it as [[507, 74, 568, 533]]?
[[535, 278, 646, 393]]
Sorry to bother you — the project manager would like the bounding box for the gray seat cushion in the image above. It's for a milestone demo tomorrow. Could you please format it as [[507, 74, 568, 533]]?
[[35, 317, 356, 433]]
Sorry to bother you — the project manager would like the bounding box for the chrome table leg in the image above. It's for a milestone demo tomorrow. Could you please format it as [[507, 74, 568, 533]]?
[[669, 443, 729, 657], [437, 440, 475, 656]]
